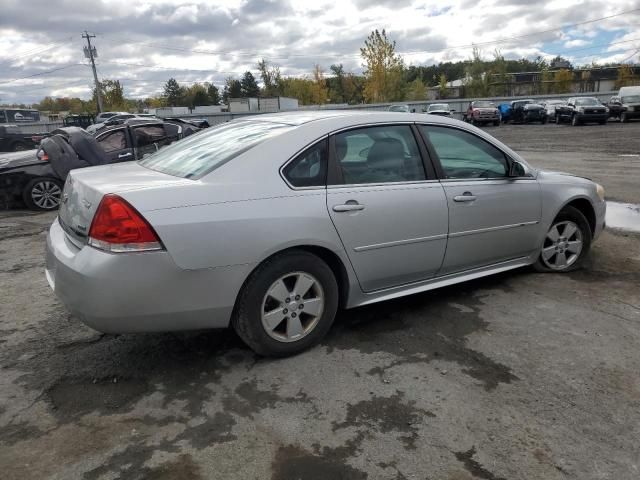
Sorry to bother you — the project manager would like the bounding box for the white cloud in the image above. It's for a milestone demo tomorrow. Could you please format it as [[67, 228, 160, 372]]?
[[0, 0, 638, 103]]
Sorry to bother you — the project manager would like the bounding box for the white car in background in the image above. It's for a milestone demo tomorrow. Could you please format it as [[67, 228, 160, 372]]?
[[542, 99, 568, 122]]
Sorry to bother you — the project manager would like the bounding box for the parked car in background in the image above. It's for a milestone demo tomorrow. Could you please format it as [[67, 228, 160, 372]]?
[[541, 99, 567, 122], [44, 111, 605, 357], [463, 101, 500, 126], [0, 125, 42, 152], [388, 104, 412, 113], [508, 99, 547, 124], [94, 111, 128, 124], [556, 97, 608, 126], [607, 89, 640, 123], [426, 103, 453, 116], [0, 120, 193, 210], [63, 114, 95, 129], [86, 113, 140, 134]]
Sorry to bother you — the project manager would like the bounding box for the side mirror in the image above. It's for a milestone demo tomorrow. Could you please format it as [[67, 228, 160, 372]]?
[[509, 161, 526, 177]]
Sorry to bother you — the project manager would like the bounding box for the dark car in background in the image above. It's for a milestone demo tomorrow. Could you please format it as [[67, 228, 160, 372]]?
[[463, 100, 500, 126], [63, 114, 95, 129], [541, 99, 568, 122], [0, 125, 42, 152], [0, 120, 194, 210], [556, 97, 608, 126], [509, 99, 547, 124], [607, 93, 640, 123]]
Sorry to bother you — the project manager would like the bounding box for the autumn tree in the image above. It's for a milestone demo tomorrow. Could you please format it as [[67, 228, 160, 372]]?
[[464, 48, 490, 97], [311, 64, 329, 104], [257, 58, 283, 96], [553, 69, 574, 93], [438, 73, 448, 99], [615, 64, 637, 89], [360, 29, 406, 103], [240, 71, 260, 97]]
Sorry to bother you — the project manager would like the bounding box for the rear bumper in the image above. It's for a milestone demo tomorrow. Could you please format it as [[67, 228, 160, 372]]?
[[45, 217, 253, 333]]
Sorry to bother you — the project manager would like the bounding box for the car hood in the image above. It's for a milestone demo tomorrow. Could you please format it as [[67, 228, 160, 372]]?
[[523, 103, 544, 110], [0, 149, 39, 170], [537, 169, 593, 184]]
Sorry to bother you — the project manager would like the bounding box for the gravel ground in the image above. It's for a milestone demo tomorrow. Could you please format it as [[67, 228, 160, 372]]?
[[1, 122, 639, 480]]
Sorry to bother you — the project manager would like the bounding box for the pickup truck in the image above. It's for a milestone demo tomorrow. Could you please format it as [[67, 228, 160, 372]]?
[[606, 94, 640, 123], [555, 97, 608, 126], [463, 101, 500, 126], [0, 125, 42, 152]]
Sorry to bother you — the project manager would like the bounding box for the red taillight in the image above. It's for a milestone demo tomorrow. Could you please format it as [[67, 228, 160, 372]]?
[[37, 149, 49, 161], [88, 194, 163, 253]]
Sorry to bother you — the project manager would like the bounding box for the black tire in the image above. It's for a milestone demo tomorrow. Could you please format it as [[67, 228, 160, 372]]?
[[232, 250, 339, 357], [620, 112, 628, 123], [599, 120, 606, 125], [541, 116, 547, 125], [556, 114, 562, 124], [533, 206, 592, 273], [11, 141, 28, 152], [22, 177, 63, 211], [493, 120, 500, 126], [571, 115, 580, 126]]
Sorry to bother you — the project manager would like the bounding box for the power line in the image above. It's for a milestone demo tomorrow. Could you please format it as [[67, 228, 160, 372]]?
[[0, 63, 86, 85], [0, 37, 74, 65]]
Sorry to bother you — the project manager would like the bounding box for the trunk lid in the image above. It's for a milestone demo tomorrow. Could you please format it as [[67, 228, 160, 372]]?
[[58, 162, 191, 246]]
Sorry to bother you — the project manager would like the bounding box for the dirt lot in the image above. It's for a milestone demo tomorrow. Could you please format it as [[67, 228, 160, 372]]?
[[1, 122, 639, 480]]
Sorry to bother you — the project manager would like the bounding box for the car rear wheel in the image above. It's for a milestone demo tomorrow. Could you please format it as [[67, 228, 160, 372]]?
[[233, 250, 339, 357], [493, 120, 500, 126], [534, 206, 592, 273], [23, 177, 63, 211]]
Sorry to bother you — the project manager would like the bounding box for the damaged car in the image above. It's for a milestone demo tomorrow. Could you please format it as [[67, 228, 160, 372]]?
[[0, 120, 192, 210]]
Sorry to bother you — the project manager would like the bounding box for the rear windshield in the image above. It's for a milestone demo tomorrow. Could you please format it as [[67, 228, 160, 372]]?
[[138, 120, 294, 179], [473, 101, 494, 108]]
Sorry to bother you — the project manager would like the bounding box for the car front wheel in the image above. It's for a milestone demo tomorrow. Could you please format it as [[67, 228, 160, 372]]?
[[534, 206, 592, 273], [571, 115, 580, 126], [620, 112, 628, 123], [233, 250, 339, 357], [23, 177, 63, 211]]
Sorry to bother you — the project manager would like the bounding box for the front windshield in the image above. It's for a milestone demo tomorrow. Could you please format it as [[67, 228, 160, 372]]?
[[622, 95, 640, 103], [474, 101, 494, 108], [139, 120, 295, 179], [575, 98, 600, 106], [389, 105, 409, 112], [428, 104, 449, 111]]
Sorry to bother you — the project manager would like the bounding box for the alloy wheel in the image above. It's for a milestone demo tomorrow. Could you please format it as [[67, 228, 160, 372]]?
[[31, 180, 62, 210], [540, 221, 583, 270], [261, 272, 325, 343]]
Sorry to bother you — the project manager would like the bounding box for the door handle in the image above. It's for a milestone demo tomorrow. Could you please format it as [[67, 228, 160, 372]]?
[[453, 191, 476, 202], [118, 152, 133, 159], [333, 202, 365, 212]]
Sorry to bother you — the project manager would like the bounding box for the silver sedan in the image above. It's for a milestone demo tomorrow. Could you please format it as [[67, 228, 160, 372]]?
[[45, 111, 606, 356]]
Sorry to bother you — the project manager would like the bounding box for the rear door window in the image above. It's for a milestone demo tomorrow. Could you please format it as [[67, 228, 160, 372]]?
[[282, 139, 328, 188], [97, 129, 128, 153]]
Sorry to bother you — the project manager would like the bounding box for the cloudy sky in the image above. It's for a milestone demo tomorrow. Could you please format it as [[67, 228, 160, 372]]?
[[1, 0, 639, 104]]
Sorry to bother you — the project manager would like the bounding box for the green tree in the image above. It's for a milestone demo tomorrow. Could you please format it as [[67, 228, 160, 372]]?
[[240, 71, 260, 97], [163, 78, 183, 107], [222, 77, 242, 104], [360, 29, 406, 103], [206, 83, 221, 105], [464, 47, 490, 97], [94, 79, 126, 111], [405, 78, 427, 101]]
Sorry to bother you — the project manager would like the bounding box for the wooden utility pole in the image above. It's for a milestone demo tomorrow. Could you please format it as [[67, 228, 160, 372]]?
[[82, 31, 103, 113]]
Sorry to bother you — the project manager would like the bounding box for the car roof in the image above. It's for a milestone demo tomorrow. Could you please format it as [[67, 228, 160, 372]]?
[[246, 109, 461, 126]]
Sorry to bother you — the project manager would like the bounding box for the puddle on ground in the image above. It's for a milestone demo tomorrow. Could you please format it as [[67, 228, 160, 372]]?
[[606, 202, 640, 233]]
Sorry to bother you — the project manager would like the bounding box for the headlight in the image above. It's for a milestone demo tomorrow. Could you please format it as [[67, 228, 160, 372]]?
[[596, 183, 605, 202]]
